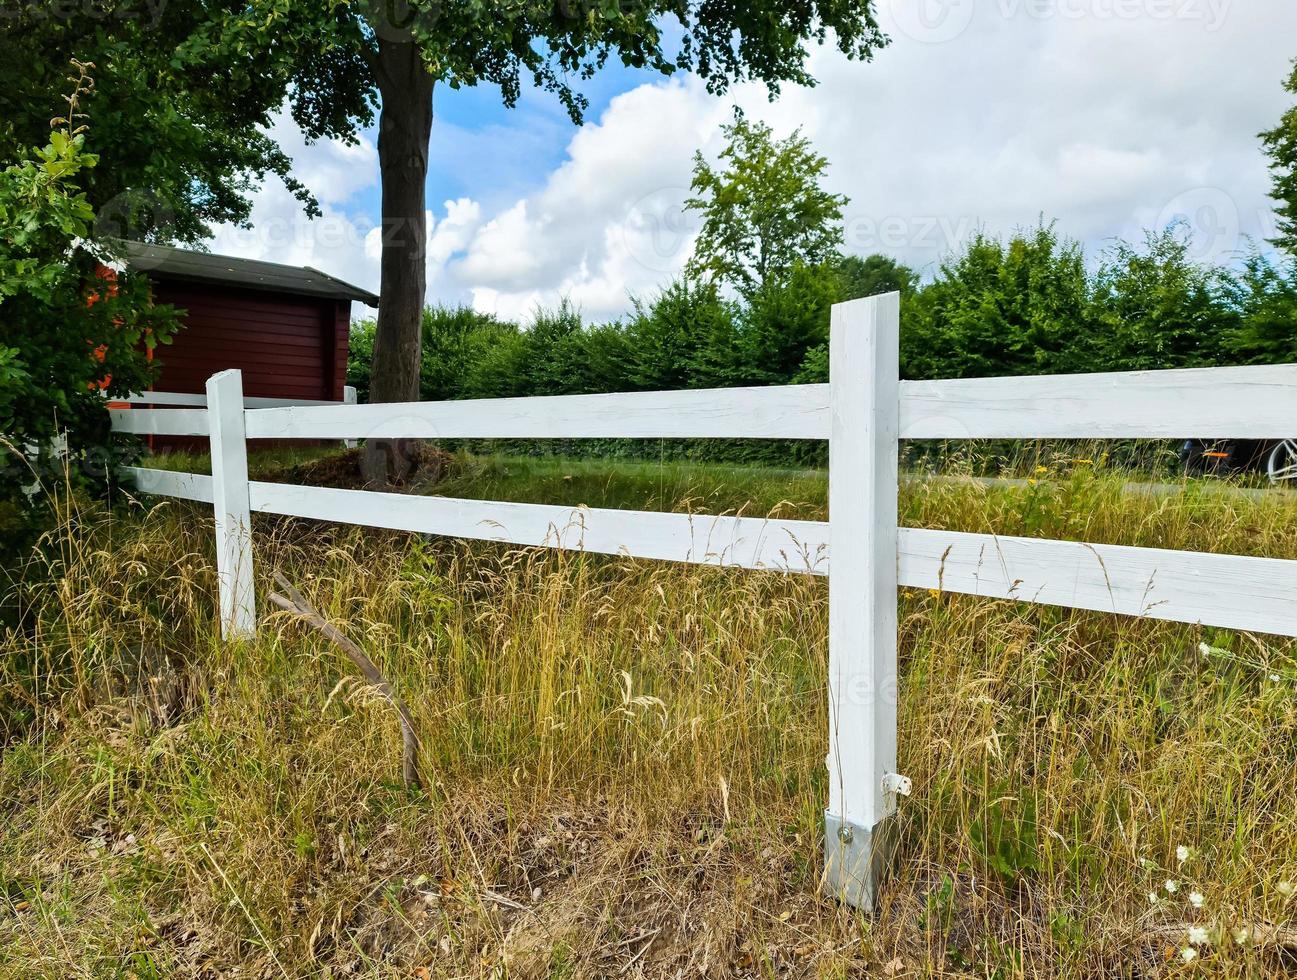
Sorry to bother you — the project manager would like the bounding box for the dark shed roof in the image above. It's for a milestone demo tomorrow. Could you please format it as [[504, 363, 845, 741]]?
[[122, 241, 379, 306]]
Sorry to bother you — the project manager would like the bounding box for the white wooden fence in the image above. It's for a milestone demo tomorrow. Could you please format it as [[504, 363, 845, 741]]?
[[109, 294, 1297, 909], [119, 387, 358, 410], [118, 385, 359, 449]]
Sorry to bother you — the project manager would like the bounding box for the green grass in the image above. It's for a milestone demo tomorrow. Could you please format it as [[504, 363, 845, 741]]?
[[433, 453, 829, 517], [138, 444, 340, 479], [3, 453, 1297, 977]]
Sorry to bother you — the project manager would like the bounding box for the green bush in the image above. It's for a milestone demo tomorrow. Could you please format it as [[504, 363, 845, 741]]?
[[0, 65, 177, 560]]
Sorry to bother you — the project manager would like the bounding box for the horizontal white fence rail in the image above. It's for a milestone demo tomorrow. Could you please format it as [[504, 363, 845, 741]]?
[[110, 294, 1297, 911], [114, 386, 359, 447], [115, 363, 1297, 441], [121, 388, 357, 410], [121, 466, 1297, 638], [112, 408, 212, 436], [248, 384, 828, 441], [900, 364, 1297, 440]]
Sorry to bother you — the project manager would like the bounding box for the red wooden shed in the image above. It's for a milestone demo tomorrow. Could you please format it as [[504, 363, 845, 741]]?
[[123, 242, 378, 403]]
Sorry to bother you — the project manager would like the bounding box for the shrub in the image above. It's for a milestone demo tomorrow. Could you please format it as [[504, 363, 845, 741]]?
[[0, 63, 177, 561]]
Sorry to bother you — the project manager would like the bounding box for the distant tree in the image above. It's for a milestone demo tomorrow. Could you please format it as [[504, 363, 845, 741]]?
[[623, 280, 727, 391], [1224, 251, 1297, 364], [738, 260, 840, 383], [346, 319, 377, 403], [523, 306, 636, 396], [784, 256, 916, 385], [578, 322, 635, 395], [523, 303, 590, 396], [1261, 59, 1297, 254], [834, 253, 919, 301], [682, 296, 745, 390], [685, 112, 848, 295], [901, 225, 1091, 380], [461, 328, 532, 401], [420, 306, 513, 402], [1086, 229, 1236, 371]]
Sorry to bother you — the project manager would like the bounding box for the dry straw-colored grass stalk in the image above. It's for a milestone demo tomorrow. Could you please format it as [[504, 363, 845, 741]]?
[[2, 461, 1297, 977]]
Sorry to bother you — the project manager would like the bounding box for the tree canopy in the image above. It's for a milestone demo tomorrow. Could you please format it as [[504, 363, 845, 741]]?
[[686, 112, 848, 295], [0, 4, 320, 243]]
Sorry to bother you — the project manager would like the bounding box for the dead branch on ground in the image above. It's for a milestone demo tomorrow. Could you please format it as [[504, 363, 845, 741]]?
[[268, 570, 421, 789]]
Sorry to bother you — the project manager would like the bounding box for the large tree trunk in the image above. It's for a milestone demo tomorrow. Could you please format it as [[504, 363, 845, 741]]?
[[363, 35, 434, 487]]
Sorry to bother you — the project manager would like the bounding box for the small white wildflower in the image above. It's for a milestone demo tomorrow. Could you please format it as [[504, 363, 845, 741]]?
[[1270, 673, 1281, 683], [1198, 642, 1211, 659], [1181, 947, 1197, 963], [1232, 927, 1250, 945], [1189, 891, 1205, 908], [1176, 845, 1191, 864], [1165, 879, 1179, 893], [1147, 891, 1159, 904], [1278, 881, 1295, 897], [1188, 925, 1210, 945]]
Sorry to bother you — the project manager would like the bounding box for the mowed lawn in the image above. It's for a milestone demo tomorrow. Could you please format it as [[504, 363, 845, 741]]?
[[3, 453, 1297, 978]]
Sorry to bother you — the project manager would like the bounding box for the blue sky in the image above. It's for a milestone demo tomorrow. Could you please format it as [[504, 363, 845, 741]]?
[[212, 2, 1297, 324], [348, 60, 665, 217]]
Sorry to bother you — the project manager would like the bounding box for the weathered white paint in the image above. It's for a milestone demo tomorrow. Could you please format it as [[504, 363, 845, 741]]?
[[168, 361, 1297, 445], [120, 391, 209, 406], [123, 466, 213, 503], [121, 391, 348, 408], [342, 385, 358, 449], [826, 293, 901, 879], [249, 481, 828, 575], [243, 384, 833, 441], [110, 407, 211, 437], [900, 363, 1297, 440], [109, 391, 353, 436], [898, 527, 1297, 638], [206, 371, 256, 640]]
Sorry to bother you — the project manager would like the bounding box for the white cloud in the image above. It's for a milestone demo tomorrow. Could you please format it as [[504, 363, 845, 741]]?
[[215, 3, 1297, 322], [428, 199, 483, 267], [208, 182, 378, 290], [275, 121, 378, 207], [208, 114, 381, 300], [437, 1, 1297, 319], [443, 77, 728, 320]]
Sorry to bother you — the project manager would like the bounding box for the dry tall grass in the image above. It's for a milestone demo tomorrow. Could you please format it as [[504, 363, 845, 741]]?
[[2, 461, 1297, 978]]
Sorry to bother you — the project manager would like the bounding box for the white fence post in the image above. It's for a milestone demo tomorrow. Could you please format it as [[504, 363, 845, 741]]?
[[207, 369, 257, 639], [824, 292, 906, 910], [342, 385, 358, 449]]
